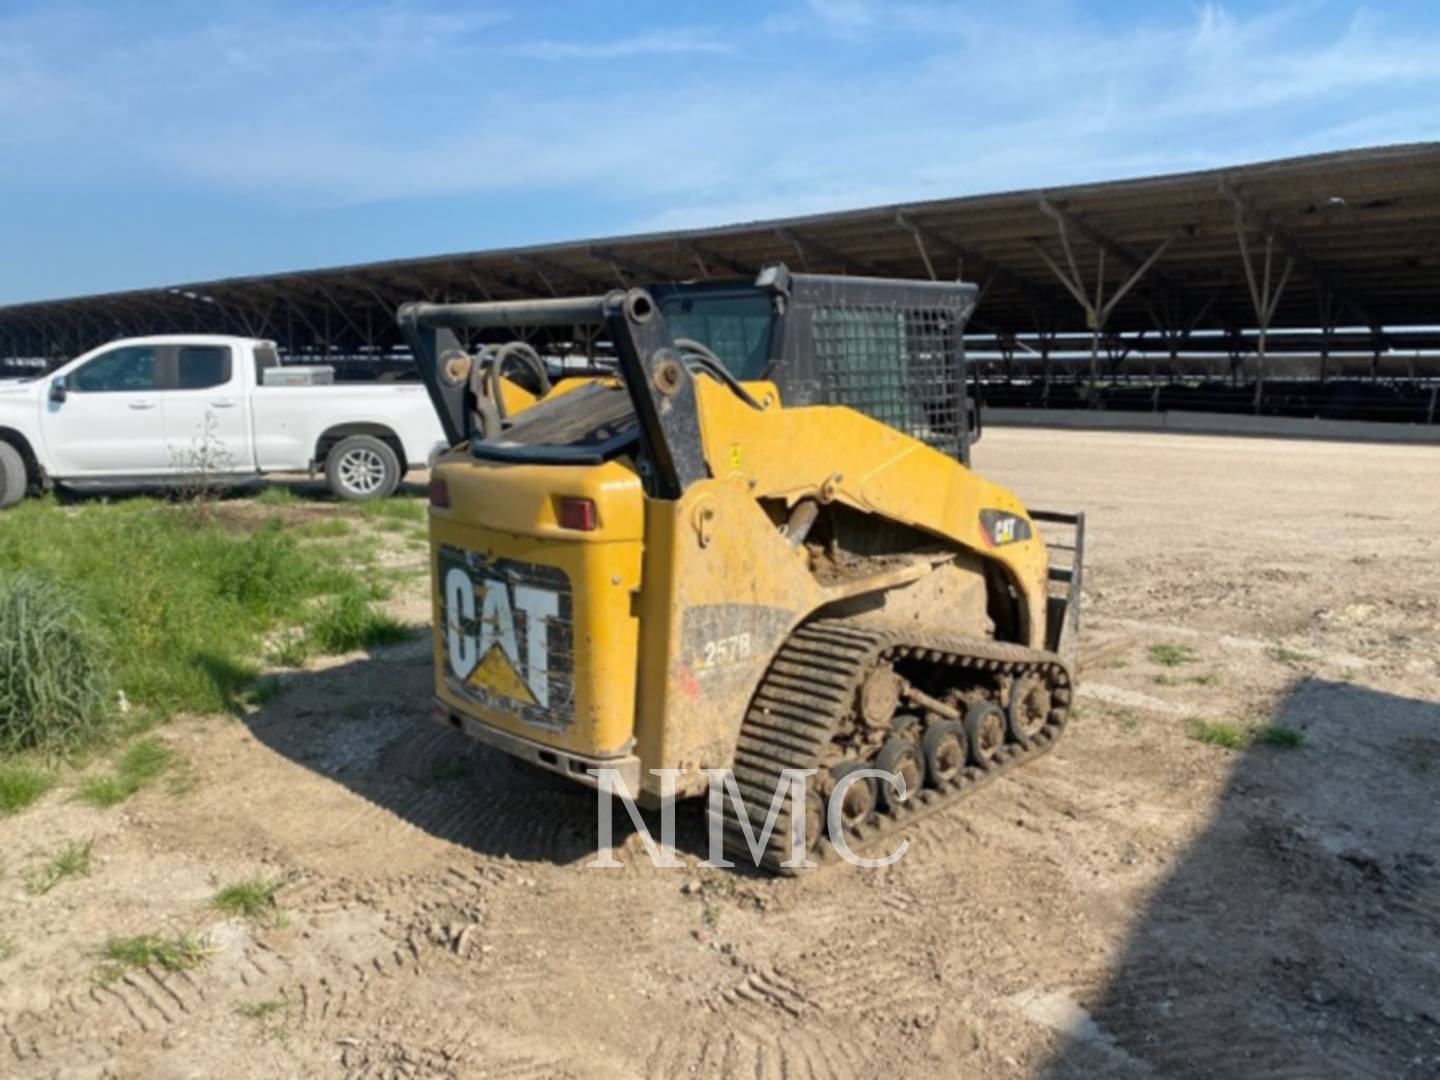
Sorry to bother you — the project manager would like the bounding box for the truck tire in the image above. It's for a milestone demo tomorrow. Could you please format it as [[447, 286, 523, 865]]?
[[325, 435, 401, 501], [0, 442, 27, 510]]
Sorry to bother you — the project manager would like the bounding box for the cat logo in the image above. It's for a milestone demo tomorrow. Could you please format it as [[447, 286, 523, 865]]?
[[444, 565, 560, 709], [979, 508, 1033, 548]]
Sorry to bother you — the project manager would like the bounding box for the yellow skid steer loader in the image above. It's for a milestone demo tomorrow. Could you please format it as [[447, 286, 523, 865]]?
[[400, 265, 1083, 870]]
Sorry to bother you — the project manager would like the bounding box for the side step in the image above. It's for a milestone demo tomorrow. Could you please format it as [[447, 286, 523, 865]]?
[[1029, 508, 1086, 667]]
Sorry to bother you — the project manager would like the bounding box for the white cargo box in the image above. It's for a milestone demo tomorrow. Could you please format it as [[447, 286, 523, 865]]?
[[262, 365, 335, 386]]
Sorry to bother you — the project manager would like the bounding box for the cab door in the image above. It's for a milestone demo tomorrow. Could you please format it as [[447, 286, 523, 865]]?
[[160, 345, 253, 474], [44, 344, 169, 476]]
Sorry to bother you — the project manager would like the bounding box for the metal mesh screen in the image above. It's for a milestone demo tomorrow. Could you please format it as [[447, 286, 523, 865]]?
[[811, 304, 966, 458]]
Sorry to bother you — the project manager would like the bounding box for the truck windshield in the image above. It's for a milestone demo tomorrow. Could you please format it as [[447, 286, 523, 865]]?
[[655, 288, 774, 380]]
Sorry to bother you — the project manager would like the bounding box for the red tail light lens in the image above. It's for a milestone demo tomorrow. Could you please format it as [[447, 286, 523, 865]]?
[[427, 477, 450, 509], [558, 496, 598, 531]]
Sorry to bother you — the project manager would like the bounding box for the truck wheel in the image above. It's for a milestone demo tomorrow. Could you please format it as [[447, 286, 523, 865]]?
[[0, 442, 28, 509], [325, 435, 401, 501]]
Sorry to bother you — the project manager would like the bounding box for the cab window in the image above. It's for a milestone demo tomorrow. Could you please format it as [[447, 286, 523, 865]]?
[[71, 346, 159, 392], [175, 346, 232, 390], [254, 344, 279, 384], [657, 291, 774, 379]]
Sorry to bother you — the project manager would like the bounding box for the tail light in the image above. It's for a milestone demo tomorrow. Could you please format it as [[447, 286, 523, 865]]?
[[427, 477, 450, 509], [557, 496, 598, 532]]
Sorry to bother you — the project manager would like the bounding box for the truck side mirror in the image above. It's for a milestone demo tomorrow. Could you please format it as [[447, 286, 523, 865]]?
[[49, 377, 67, 404]]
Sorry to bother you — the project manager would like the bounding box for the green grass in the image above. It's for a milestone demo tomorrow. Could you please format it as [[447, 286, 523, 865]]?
[[310, 537, 380, 568], [253, 486, 299, 507], [24, 838, 94, 895], [1154, 671, 1221, 688], [0, 499, 412, 764], [0, 763, 55, 815], [240, 677, 287, 707], [77, 737, 176, 808], [1186, 719, 1250, 750], [295, 517, 354, 539], [96, 934, 208, 984], [0, 934, 13, 963], [307, 592, 410, 654], [357, 497, 426, 524], [264, 592, 408, 666], [267, 630, 310, 668], [1149, 642, 1199, 667], [238, 997, 289, 1020], [0, 574, 111, 754], [1255, 725, 1305, 749], [212, 877, 283, 922], [1188, 719, 1305, 751]]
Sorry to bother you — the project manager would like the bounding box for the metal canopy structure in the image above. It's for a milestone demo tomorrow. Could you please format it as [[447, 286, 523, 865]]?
[[3, 143, 1438, 400]]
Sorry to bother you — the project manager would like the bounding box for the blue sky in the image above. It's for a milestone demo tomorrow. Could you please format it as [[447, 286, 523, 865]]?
[[1, 0, 1437, 303]]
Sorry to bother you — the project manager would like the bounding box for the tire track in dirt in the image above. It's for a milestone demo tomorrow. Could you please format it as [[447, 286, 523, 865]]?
[[644, 1021, 864, 1080], [2, 863, 496, 1076], [4, 961, 215, 1067], [715, 963, 818, 1019]]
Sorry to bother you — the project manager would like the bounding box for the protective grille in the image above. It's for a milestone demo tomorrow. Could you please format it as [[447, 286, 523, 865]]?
[[811, 305, 966, 458]]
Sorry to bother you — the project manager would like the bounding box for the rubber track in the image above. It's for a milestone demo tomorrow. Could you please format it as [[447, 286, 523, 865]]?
[[716, 618, 1074, 873]]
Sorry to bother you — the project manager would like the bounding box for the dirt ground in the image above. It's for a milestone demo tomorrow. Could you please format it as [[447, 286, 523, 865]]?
[[3, 428, 1438, 1079]]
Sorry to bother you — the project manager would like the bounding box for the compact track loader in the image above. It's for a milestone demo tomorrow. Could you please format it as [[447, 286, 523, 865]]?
[[400, 265, 1084, 870]]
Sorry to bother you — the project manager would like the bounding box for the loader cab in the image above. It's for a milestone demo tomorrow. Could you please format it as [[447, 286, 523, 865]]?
[[649, 282, 777, 381], [651, 271, 983, 466], [399, 264, 981, 484]]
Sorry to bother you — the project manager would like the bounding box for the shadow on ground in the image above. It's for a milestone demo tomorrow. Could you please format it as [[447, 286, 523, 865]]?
[[50, 473, 425, 509], [1044, 678, 1440, 1080], [238, 640, 723, 869]]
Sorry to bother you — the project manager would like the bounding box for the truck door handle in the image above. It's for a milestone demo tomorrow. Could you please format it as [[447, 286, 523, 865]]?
[[128, 401, 157, 410], [210, 400, 237, 408]]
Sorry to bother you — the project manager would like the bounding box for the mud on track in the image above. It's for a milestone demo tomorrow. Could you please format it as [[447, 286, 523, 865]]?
[[2, 429, 1437, 1078]]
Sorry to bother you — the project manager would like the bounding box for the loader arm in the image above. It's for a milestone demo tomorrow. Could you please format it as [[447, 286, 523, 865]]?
[[399, 289, 709, 498]]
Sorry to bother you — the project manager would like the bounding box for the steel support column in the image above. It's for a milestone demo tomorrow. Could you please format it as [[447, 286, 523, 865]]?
[[1231, 204, 1294, 412], [1032, 204, 1172, 403]]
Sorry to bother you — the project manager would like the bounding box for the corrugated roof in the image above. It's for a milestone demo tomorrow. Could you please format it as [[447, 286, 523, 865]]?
[[3, 142, 1437, 359]]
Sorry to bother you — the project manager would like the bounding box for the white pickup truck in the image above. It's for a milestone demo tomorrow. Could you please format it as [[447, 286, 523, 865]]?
[[0, 335, 447, 507]]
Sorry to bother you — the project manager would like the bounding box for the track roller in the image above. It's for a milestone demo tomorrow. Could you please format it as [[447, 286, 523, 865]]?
[[1007, 672, 1052, 747], [874, 737, 923, 809], [830, 762, 877, 829], [965, 701, 1006, 766], [921, 720, 967, 786]]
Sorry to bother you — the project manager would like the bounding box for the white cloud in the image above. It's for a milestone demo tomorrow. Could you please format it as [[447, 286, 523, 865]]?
[[805, 0, 876, 29], [2, 1, 1437, 232], [510, 30, 732, 60], [623, 3, 1440, 230]]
